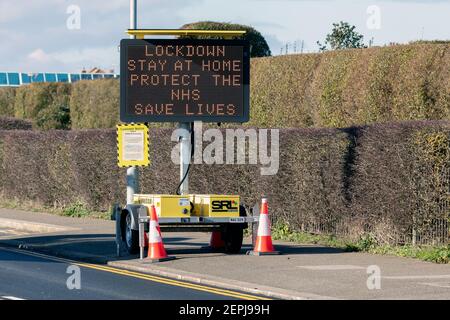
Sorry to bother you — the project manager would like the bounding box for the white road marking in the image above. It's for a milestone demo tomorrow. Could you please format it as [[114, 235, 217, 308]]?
[[383, 275, 450, 280], [297, 265, 365, 270], [1, 296, 25, 300], [0, 218, 75, 233], [0, 228, 32, 237], [419, 282, 450, 289]]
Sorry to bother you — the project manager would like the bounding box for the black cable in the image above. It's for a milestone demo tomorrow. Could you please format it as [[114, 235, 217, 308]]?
[[176, 122, 194, 195], [176, 163, 191, 195]]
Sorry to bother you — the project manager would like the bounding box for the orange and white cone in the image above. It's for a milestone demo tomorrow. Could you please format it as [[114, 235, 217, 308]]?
[[143, 231, 149, 248], [146, 205, 175, 262], [209, 231, 225, 250], [247, 197, 280, 256]]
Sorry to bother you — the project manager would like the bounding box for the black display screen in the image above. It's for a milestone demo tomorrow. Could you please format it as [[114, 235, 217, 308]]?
[[120, 39, 250, 123]]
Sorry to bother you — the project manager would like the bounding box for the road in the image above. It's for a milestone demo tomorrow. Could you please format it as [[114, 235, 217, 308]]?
[[0, 247, 265, 300], [1, 208, 449, 299]]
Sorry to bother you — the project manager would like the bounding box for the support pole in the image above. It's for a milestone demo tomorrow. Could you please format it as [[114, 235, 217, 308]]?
[[126, 0, 138, 205], [126, 167, 138, 204], [130, 0, 137, 32], [179, 122, 191, 195]]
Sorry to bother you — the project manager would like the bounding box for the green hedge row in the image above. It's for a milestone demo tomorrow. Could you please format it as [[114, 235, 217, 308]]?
[[0, 120, 448, 244], [250, 42, 450, 128], [69, 79, 119, 129], [1, 42, 448, 130], [0, 87, 16, 117], [13, 82, 71, 130]]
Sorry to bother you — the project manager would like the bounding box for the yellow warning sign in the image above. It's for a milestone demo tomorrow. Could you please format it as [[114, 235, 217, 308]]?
[[117, 123, 150, 167]]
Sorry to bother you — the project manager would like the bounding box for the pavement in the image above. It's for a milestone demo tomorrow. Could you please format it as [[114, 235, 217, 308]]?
[[0, 207, 449, 300]]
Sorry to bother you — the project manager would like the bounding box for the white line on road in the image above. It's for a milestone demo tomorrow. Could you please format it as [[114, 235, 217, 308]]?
[[1, 296, 25, 300], [383, 275, 450, 280], [419, 282, 450, 289], [297, 265, 365, 270]]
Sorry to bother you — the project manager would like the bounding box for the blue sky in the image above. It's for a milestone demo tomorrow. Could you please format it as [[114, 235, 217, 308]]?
[[0, 0, 449, 73]]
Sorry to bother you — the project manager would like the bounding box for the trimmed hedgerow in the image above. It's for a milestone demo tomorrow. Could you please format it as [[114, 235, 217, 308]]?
[[65, 42, 449, 129], [14, 82, 71, 130], [0, 87, 16, 117], [69, 79, 119, 129], [346, 121, 450, 244], [249, 42, 450, 128], [7, 43, 449, 130], [0, 120, 448, 245]]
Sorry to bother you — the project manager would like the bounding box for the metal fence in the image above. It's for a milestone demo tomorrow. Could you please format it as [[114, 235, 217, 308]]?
[[270, 167, 449, 246], [0, 72, 119, 87]]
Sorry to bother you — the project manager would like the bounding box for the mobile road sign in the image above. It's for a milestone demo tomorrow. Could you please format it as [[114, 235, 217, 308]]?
[[120, 38, 250, 123]]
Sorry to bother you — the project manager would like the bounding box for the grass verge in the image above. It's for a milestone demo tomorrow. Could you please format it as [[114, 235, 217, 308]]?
[[271, 222, 450, 264], [0, 196, 110, 220]]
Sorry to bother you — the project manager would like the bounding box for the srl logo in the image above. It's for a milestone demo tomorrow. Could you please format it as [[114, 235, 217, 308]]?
[[211, 200, 238, 212]]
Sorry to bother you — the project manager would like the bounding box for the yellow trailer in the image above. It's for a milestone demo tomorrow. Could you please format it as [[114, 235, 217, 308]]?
[[118, 194, 252, 255]]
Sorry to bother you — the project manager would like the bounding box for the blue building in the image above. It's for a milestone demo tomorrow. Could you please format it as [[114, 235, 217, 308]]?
[[0, 72, 119, 86]]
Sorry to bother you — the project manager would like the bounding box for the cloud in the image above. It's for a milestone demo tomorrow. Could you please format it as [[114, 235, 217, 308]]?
[[28, 49, 52, 63], [50, 46, 119, 71], [0, 2, 22, 23], [0, 0, 66, 23], [0, 0, 449, 72], [21, 46, 119, 73]]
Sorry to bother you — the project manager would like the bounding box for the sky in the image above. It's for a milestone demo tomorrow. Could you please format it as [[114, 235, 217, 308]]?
[[0, 0, 449, 73]]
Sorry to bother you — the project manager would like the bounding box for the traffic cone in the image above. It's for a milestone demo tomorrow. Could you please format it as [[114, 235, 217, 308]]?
[[247, 197, 280, 256], [146, 205, 175, 262], [209, 231, 225, 250], [144, 231, 148, 248]]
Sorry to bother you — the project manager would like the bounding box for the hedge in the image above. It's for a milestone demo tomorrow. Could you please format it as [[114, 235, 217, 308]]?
[[14, 82, 71, 130], [4, 42, 449, 130], [69, 42, 448, 129], [249, 42, 450, 128], [0, 120, 448, 245], [0, 87, 16, 117], [69, 79, 119, 129]]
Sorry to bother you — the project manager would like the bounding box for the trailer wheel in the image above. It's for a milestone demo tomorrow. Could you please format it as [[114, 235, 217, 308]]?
[[239, 205, 248, 229], [122, 211, 139, 254], [223, 224, 244, 254]]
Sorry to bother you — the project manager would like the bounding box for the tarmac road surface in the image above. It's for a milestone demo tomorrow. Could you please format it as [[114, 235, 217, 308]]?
[[0, 247, 267, 300]]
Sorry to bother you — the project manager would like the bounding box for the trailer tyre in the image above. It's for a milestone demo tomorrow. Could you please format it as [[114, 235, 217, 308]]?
[[239, 205, 248, 229], [122, 210, 139, 254], [223, 224, 244, 254]]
